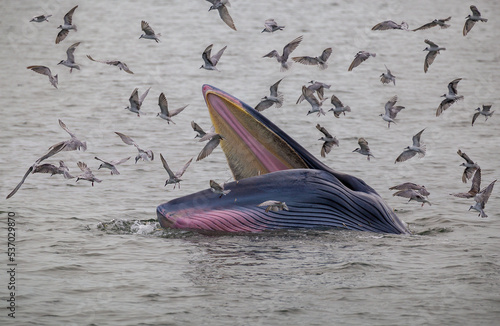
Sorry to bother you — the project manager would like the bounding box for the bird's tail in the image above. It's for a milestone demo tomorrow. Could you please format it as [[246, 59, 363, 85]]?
[[418, 144, 427, 157], [275, 92, 284, 108], [344, 106, 351, 112]]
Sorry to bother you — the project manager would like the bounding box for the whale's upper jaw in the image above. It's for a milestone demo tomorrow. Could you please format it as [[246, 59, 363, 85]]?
[[202, 84, 322, 181]]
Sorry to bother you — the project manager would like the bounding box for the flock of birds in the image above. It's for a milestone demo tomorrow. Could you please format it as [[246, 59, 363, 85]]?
[[9, 3, 496, 221]]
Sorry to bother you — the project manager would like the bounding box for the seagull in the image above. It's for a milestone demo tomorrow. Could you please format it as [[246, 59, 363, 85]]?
[[30, 14, 52, 23], [6, 158, 74, 200], [316, 124, 339, 158], [86, 55, 134, 74], [191, 121, 216, 140], [423, 39, 446, 73], [457, 149, 480, 183], [139, 20, 161, 42], [255, 78, 284, 112], [393, 189, 432, 206], [58, 42, 80, 73], [395, 128, 426, 163], [469, 179, 496, 218], [210, 179, 231, 198], [380, 95, 405, 128], [263, 35, 303, 71], [76, 161, 102, 186], [348, 51, 376, 71], [157, 93, 188, 124], [463, 5, 488, 36], [27, 65, 58, 89], [115, 132, 154, 163], [258, 200, 289, 212], [371, 20, 409, 30], [196, 134, 224, 161], [451, 168, 482, 198], [56, 5, 78, 44], [328, 94, 351, 118], [206, 0, 236, 31], [472, 105, 494, 126], [125, 87, 150, 117], [160, 154, 193, 189], [292, 47, 332, 70], [389, 182, 430, 197], [200, 44, 227, 71], [95, 156, 131, 175], [413, 17, 451, 31], [262, 19, 284, 33], [302, 86, 326, 116], [296, 81, 331, 104], [49, 119, 87, 153], [353, 138, 375, 161], [380, 65, 396, 85], [436, 78, 463, 116]]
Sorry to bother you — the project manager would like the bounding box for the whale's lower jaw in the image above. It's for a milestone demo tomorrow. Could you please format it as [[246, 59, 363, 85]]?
[[157, 169, 410, 235]]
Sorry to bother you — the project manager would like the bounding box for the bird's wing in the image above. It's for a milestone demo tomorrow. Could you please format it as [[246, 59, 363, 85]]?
[[424, 39, 438, 47], [449, 78, 461, 95], [27, 65, 52, 77], [169, 105, 188, 118], [201, 44, 213, 65], [217, 5, 236, 31], [141, 20, 155, 35], [254, 99, 275, 112], [282, 35, 303, 61], [393, 189, 417, 199], [482, 105, 492, 112], [320, 48, 332, 62], [58, 119, 76, 138], [197, 135, 222, 161], [348, 52, 368, 71], [457, 149, 474, 164], [263, 50, 279, 59], [158, 92, 169, 115], [385, 95, 398, 112], [86, 55, 104, 63], [66, 42, 80, 62], [211, 45, 227, 66], [470, 5, 481, 16], [38, 142, 66, 163], [139, 87, 151, 105], [191, 121, 206, 136], [77, 161, 89, 172], [160, 153, 176, 178], [115, 132, 137, 147], [292, 56, 319, 66], [113, 156, 131, 165], [6, 166, 34, 199], [177, 157, 193, 177], [129, 88, 140, 107], [210, 179, 223, 191], [395, 149, 417, 163], [472, 112, 480, 126], [55, 29, 69, 44], [321, 141, 335, 157], [358, 138, 370, 151], [436, 98, 454, 116], [64, 5, 78, 25], [412, 21, 437, 31], [94, 156, 108, 164], [469, 168, 482, 194], [316, 124, 332, 138], [302, 86, 320, 107], [478, 180, 496, 206], [412, 128, 425, 147], [424, 51, 438, 73], [269, 78, 283, 97]]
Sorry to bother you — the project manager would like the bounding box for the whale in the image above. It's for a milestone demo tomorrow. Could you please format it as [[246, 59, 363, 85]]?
[[156, 85, 410, 234]]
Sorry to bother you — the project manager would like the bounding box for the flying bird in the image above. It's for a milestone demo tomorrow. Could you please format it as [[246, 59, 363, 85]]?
[[472, 105, 494, 126], [463, 5, 488, 36], [292, 47, 332, 70], [263, 35, 303, 71], [393, 189, 432, 206], [86, 55, 134, 74], [157, 92, 188, 123], [255, 78, 284, 112], [191, 121, 216, 140], [196, 134, 224, 161], [469, 179, 496, 217], [206, 0, 236, 31], [160, 154, 193, 189], [380, 65, 396, 85], [30, 14, 52, 23], [125, 87, 150, 117], [58, 42, 80, 73], [436, 78, 463, 116], [371, 20, 409, 30], [316, 124, 339, 158], [380, 95, 405, 128], [27, 65, 58, 89], [348, 51, 376, 71], [353, 138, 375, 161], [395, 128, 426, 163], [55, 5, 78, 44], [423, 39, 446, 73], [257, 200, 289, 212], [389, 182, 430, 197], [210, 179, 231, 198], [296, 81, 330, 104], [139, 20, 161, 42], [200, 44, 227, 71], [115, 132, 154, 163], [76, 161, 101, 186], [412, 17, 451, 31], [328, 94, 351, 118], [451, 168, 481, 198], [95, 156, 131, 175], [302, 86, 326, 116], [262, 19, 284, 33], [457, 149, 480, 183]]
